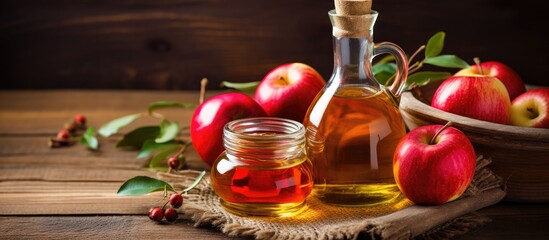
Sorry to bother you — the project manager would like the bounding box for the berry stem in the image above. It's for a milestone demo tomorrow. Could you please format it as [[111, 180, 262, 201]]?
[[162, 200, 170, 210], [408, 61, 423, 75], [48, 138, 77, 148], [430, 121, 453, 145], [173, 142, 192, 157], [179, 125, 190, 135], [408, 44, 426, 66]]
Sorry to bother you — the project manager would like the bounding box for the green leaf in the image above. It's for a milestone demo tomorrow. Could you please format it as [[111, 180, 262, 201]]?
[[80, 127, 99, 150], [148, 101, 195, 115], [98, 113, 143, 137], [220, 81, 260, 92], [372, 63, 396, 75], [424, 55, 470, 69], [373, 63, 396, 85], [116, 126, 160, 149], [425, 32, 445, 58], [374, 72, 394, 86], [155, 120, 180, 143], [405, 71, 451, 89], [137, 139, 182, 158], [181, 170, 207, 193], [148, 145, 182, 171], [117, 176, 175, 196]]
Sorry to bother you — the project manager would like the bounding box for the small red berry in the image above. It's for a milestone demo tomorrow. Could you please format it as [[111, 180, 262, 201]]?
[[148, 207, 164, 222], [169, 193, 183, 208], [164, 207, 178, 223], [74, 114, 86, 124], [168, 157, 180, 170], [57, 130, 70, 139]]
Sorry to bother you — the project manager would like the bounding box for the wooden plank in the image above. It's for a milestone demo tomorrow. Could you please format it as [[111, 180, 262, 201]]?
[[1, 0, 547, 89], [1, 154, 147, 169], [0, 164, 157, 182], [2, 179, 548, 217], [0, 207, 547, 240], [0, 155, 209, 181], [0, 135, 200, 161], [0, 216, 233, 240], [0, 136, 145, 160], [0, 137, 209, 182], [0, 148, 208, 182], [0, 136, 209, 171], [0, 90, 205, 134], [0, 90, 205, 111], [0, 90, 234, 134], [0, 181, 168, 215], [0, 109, 191, 135], [0, 156, 210, 181], [1, 0, 334, 90]]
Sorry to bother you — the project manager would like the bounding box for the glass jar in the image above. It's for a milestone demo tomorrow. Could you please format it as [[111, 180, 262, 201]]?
[[210, 117, 313, 217]]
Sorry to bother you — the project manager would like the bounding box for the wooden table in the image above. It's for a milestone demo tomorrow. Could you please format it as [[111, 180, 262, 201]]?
[[1, 90, 548, 239]]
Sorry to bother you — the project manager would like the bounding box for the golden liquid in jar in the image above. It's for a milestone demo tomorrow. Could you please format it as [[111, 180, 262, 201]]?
[[210, 155, 313, 217], [304, 85, 406, 206]]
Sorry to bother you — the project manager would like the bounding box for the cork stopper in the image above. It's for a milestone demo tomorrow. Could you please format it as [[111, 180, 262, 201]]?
[[335, 0, 372, 15], [330, 0, 377, 38]]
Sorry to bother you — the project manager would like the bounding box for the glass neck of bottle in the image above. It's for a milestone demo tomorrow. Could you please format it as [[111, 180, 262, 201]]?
[[331, 35, 377, 87]]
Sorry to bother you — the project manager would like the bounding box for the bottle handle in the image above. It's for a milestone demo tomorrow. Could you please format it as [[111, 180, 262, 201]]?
[[373, 42, 409, 97]]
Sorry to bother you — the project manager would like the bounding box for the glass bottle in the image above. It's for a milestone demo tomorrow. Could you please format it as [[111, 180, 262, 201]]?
[[210, 117, 313, 217], [303, 9, 408, 206]]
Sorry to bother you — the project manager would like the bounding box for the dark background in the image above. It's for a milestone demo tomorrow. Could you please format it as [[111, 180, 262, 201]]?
[[1, 0, 547, 89]]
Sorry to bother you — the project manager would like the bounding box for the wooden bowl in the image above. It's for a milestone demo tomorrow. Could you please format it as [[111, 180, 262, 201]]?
[[399, 82, 549, 202]]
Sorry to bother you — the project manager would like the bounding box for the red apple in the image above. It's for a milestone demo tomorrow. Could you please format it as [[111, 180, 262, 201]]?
[[455, 61, 526, 100], [431, 75, 511, 124], [510, 88, 549, 128], [254, 63, 325, 122], [190, 93, 267, 166], [393, 124, 476, 205]]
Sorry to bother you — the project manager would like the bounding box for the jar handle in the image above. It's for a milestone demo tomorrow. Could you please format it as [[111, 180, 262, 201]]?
[[373, 42, 409, 97]]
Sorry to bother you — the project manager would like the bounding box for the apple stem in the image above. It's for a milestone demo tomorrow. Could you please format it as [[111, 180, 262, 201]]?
[[199, 78, 208, 104], [430, 121, 453, 145], [526, 107, 539, 119], [473, 57, 484, 75]]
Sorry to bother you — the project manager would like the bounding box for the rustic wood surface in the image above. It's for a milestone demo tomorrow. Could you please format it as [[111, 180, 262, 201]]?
[[1, 0, 547, 90], [1, 90, 548, 239]]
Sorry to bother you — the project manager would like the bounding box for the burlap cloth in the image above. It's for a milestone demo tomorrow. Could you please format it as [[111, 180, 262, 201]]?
[[158, 156, 505, 240]]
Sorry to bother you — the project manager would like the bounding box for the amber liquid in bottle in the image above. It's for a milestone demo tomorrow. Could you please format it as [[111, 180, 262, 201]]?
[[304, 85, 406, 206]]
